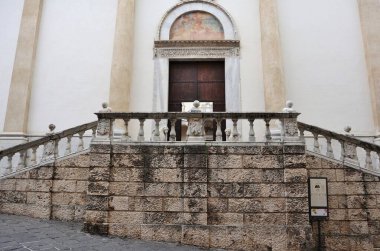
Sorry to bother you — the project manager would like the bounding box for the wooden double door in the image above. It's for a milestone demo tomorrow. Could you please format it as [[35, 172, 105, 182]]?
[[168, 61, 226, 140]]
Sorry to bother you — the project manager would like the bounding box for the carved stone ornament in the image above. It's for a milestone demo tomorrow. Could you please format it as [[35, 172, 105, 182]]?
[[97, 119, 111, 136], [344, 142, 358, 160], [284, 120, 298, 137], [154, 47, 239, 58], [41, 141, 55, 161], [188, 119, 203, 136]]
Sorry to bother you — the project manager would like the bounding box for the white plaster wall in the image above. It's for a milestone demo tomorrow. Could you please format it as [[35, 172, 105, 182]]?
[[0, 0, 24, 132], [131, 0, 263, 113], [277, 0, 374, 135], [28, 0, 118, 134]]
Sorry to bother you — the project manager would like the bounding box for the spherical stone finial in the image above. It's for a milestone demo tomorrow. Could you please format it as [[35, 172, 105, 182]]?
[[286, 100, 293, 108], [48, 124, 56, 132], [102, 102, 108, 109], [344, 126, 352, 133], [193, 100, 200, 108]]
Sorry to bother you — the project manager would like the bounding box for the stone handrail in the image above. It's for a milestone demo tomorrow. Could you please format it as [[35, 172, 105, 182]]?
[[94, 112, 301, 143], [0, 121, 97, 179], [298, 121, 380, 175]]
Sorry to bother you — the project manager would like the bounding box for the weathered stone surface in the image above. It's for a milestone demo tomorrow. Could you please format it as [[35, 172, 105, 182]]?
[[141, 224, 181, 243], [182, 226, 209, 248], [86, 195, 108, 210], [52, 205, 76, 221], [29, 167, 54, 179], [208, 183, 244, 197], [113, 154, 144, 167], [244, 184, 285, 197], [284, 168, 308, 183], [184, 154, 207, 168], [52, 180, 76, 193], [109, 211, 144, 224], [85, 210, 108, 223], [108, 223, 141, 239], [145, 154, 183, 168], [55, 167, 89, 180], [90, 153, 111, 167], [183, 145, 207, 154], [163, 198, 183, 212], [55, 153, 90, 167], [208, 198, 228, 212], [89, 167, 109, 181], [109, 182, 144, 196], [262, 169, 284, 183], [109, 196, 129, 211], [16, 179, 52, 192], [226, 169, 263, 183], [244, 213, 286, 225], [27, 192, 51, 205], [207, 212, 244, 225], [0, 191, 27, 203], [242, 155, 283, 169], [83, 222, 109, 235], [0, 179, 16, 190], [184, 198, 207, 212], [87, 181, 109, 195], [228, 198, 262, 213], [52, 193, 85, 206], [285, 198, 308, 213], [183, 183, 207, 197], [208, 155, 242, 169], [284, 154, 306, 168], [208, 169, 228, 182], [184, 169, 207, 182], [283, 144, 305, 154], [305, 154, 321, 169], [285, 183, 308, 198]]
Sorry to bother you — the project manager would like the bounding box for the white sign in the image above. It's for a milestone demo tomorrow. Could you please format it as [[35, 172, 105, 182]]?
[[310, 178, 328, 207]]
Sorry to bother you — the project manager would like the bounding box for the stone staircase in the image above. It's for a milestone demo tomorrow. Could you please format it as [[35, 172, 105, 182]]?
[[0, 111, 379, 250]]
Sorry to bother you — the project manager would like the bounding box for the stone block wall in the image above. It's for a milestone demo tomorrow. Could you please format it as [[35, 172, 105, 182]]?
[[1, 143, 380, 250], [306, 154, 380, 251], [84, 143, 312, 251], [0, 154, 90, 221]]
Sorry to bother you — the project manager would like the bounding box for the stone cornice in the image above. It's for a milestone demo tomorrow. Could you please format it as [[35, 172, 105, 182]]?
[[154, 40, 239, 48]]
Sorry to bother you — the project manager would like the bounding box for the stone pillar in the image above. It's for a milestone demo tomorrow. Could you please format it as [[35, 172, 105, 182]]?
[[357, 0, 380, 144], [259, 0, 286, 112], [3, 0, 43, 136], [109, 0, 135, 112]]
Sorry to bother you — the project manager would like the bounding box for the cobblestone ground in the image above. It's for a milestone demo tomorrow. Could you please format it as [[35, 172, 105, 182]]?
[[0, 214, 218, 251]]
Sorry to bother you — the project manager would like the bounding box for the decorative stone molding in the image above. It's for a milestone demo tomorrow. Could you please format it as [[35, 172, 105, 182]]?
[[154, 40, 239, 48], [154, 47, 239, 58], [158, 0, 238, 40]]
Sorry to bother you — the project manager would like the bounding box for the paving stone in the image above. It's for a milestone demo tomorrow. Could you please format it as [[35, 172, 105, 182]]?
[[0, 214, 222, 250]]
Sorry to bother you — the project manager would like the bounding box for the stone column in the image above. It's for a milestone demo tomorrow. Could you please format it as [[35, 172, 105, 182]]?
[[259, 0, 286, 112], [109, 0, 135, 112], [357, 0, 380, 144], [3, 0, 43, 135]]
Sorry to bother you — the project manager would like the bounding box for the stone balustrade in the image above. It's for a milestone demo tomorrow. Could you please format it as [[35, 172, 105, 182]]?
[[94, 112, 301, 143], [0, 121, 97, 179], [298, 121, 380, 176]]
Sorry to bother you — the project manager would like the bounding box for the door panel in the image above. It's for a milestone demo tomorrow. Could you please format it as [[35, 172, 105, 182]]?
[[169, 61, 226, 140]]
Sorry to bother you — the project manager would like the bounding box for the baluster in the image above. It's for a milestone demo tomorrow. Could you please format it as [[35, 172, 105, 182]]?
[[231, 118, 240, 142], [17, 151, 26, 169], [54, 139, 59, 159], [215, 118, 223, 142], [65, 136, 72, 155], [153, 118, 161, 141], [312, 132, 320, 153], [299, 128, 305, 142], [122, 118, 131, 142], [264, 118, 272, 141], [138, 119, 145, 142], [340, 141, 345, 161], [30, 146, 38, 165], [91, 128, 96, 141], [365, 149, 373, 170], [248, 119, 256, 142], [77, 131, 85, 151], [6, 154, 13, 174], [376, 152, 380, 170], [326, 137, 334, 158], [169, 118, 176, 142]]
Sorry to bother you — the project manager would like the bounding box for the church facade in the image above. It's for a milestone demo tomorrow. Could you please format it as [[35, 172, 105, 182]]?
[[0, 0, 379, 146]]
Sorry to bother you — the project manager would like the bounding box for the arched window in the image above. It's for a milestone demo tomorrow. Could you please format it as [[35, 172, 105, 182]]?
[[169, 11, 224, 40]]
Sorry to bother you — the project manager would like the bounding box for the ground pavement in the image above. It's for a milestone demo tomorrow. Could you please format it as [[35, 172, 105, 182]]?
[[0, 214, 221, 251]]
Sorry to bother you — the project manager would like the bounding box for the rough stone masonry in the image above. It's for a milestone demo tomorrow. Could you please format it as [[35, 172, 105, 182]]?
[[1, 142, 379, 250]]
